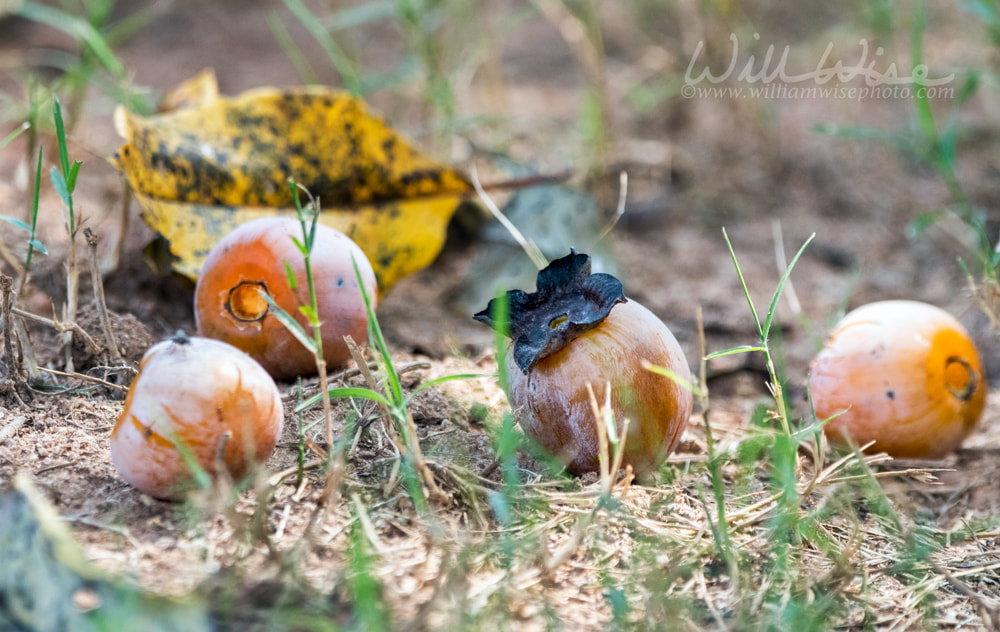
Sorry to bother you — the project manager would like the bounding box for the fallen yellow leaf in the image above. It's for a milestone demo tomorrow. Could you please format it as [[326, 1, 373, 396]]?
[[112, 78, 470, 290]]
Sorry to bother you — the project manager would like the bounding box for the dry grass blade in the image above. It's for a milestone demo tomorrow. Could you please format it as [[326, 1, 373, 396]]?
[[931, 561, 999, 628], [344, 335, 445, 504], [470, 163, 547, 269]]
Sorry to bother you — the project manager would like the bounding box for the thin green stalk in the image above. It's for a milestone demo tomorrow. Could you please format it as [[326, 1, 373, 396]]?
[[720, 228, 813, 436], [18, 147, 45, 295], [50, 96, 82, 373], [287, 179, 334, 453], [280, 0, 363, 94]]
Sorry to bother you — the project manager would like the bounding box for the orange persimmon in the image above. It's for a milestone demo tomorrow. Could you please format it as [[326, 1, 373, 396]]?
[[809, 300, 986, 459], [194, 216, 377, 380], [110, 334, 284, 499], [475, 252, 693, 476]]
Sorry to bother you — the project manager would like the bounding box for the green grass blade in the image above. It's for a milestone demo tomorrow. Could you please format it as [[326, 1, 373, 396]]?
[[352, 255, 403, 406], [296, 387, 392, 414], [346, 520, 392, 631], [489, 292, 512, 394], [0, 122, 29, 152], [704, 345, 767, 360], [722, 227, 763, 341], [65, 160, 82, 193], [267, 11, 319, 85], [405, 373, 492, 404], [280, 0, 363, 94], [17, 1, 126, 78], [25, 147, 45, 267], [51, 96, 70, 178], [811, 122, 909, 149], [260, 292, 318, 354], [643, 361, 704, 397], [911, 0, 939, 149], [761, 233, 814, 342], [320, 1, 396, 30]]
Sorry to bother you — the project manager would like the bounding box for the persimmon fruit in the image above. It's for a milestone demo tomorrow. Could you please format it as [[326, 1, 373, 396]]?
[[110, 334, 284, 500], [809, 300, 986, 459], [194, 216, 377, 380], [475, 252, 693, 476]]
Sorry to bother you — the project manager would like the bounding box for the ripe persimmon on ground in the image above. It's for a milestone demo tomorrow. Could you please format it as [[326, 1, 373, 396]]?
[[1, 2, 999, 631]]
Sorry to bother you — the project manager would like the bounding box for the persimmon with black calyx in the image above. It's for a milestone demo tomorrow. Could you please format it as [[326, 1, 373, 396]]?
[[110, 333, 284, 500], [475, 251, 693, 477], [809, 300, 986, 459], [194, 216, 377, 380]]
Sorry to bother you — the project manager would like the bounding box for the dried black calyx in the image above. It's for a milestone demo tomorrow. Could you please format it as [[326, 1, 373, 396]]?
[[474, 251, 626, 374], [169, 330, 191, 345]]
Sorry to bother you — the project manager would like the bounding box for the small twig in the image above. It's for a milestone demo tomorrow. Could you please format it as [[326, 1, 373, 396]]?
[[268, 458, 325, 487], [931, 561, 999, 629], [592, 170, 628, 246], [211, 430, 234, 496], [115, 181, 132, 269], [63, 514, 141, 549], [346, 336, 400, 446], [35, 460, 77, 475], [0, 415, 27, 443], [1, 275, 30, 405], [35, 366, 128, 391], [1, 274, 20, 378], [63, 219, 80, 373], [11, 305, 101, 355], [476, 170, 573, 192], [84, 228, 122, 363]]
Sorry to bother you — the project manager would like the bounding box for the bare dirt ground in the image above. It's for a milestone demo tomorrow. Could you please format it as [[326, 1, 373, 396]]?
[[1, 1, 999, 630]]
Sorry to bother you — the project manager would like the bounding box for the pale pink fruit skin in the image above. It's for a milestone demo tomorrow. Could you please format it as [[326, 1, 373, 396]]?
[[505, 300, 693, 477], [110, 336, 284, 500], [195, 216, 377, 380]]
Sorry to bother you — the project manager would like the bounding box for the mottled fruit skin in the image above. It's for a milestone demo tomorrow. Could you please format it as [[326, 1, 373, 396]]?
[[810, 300, 986, 459], [110, 336, 284, 500], [195, 216, 377, 380], [505, 300, 693, 476]]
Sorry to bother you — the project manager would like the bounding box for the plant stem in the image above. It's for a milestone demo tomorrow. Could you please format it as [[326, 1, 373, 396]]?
[[63, 226, 79, 373], [84, 228, 121, 364]]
